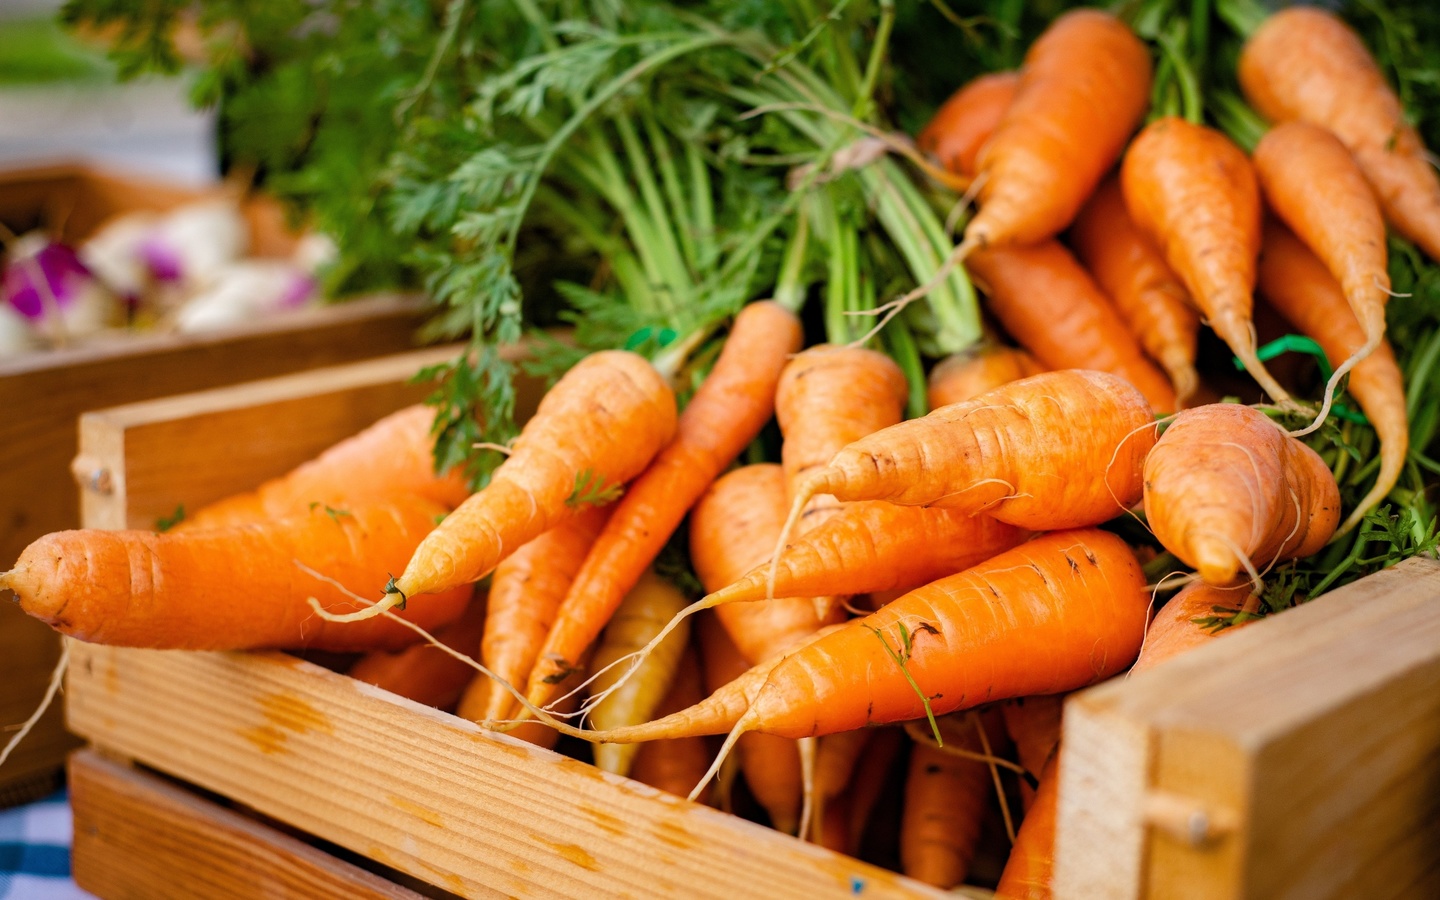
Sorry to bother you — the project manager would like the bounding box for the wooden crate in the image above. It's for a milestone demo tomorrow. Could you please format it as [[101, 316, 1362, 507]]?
[[0, 291, 430, 805], [57, 349, 1440, 897]]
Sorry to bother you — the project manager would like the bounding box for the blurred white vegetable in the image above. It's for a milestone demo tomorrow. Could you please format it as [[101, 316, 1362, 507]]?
[[0, 302, 38, 357], [139, 198, 248, 289], [3, 233, 121, 344], [79, 211, 160, 301], [174, 259, 316, 333]]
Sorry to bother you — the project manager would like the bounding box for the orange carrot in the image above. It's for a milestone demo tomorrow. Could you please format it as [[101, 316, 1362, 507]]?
[[629, 648, 714, 804], [4, 497, 470, 651], [918, 71, 1020, 178], [1143, 404, 1341, 586], [1257, 220, 1409, 532], [995, 752, 1060, 900], [178, 404, 471, 531], [371, 350, 676, 620], [927, 343, 1045, 410], [965, 10, 1152, 250], [1070, 176, 1201, 404], [347, 588, 487, 709], [1252, 121, 1392, 432], [524, 302, 801, 704], [1239, 6, 1440, 262], [689, 465, 843, 667], [1122, 117, 1291, 405], [784, 370, 1157, 535], [901, 711, 998, 888], [456, 665, 581, 751], [464, 505, 609, 723], [967, 240, 1179, 413], [838, 727, 904, 855], [1000, 695, 1064, 810], [814, 730, 873, 818], [1132, 582, 1257, 675]]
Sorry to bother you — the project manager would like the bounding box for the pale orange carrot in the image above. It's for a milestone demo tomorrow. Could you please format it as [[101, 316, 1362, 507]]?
[[919, 71, 1021, 178], [995, 752, 1060, 899], [1132, 581, 1258, 674], [1000, 695, 1064, 811], [346, 589, 487, 709], [927, 343, 1045, 410], [901, 711, 999, 888]]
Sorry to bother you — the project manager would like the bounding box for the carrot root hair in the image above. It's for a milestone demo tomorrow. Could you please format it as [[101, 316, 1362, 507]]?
[[847, 234, 981, 348], [690, 709, 759, 803], [574, 596, 718, 716], [0, 640, 69, 770], [1289, 330, 1381, 439], [798, 736, 817, 842], [770, 475, 823, 602]]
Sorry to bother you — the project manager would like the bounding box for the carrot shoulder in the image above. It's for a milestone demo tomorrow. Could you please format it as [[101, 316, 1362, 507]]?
[[523, 302, 800, 702], [918, 71, 1020, 178], [927, 343, 1044, 410]]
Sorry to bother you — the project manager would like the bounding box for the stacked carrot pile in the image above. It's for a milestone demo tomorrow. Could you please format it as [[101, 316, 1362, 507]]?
[[7, 1, 1440, 894]]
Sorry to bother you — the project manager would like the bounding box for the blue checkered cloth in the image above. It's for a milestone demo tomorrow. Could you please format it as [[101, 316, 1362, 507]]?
[[0, 791, 91, 899]]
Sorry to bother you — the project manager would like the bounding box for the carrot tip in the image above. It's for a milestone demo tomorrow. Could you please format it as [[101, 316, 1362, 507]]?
[[307, 593, 399, 624]]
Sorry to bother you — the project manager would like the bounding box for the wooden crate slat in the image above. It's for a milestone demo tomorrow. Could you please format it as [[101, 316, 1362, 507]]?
[[1055, 556, 1440, 900], [66, 643, 940, 900], [69, 749, 428, 900]]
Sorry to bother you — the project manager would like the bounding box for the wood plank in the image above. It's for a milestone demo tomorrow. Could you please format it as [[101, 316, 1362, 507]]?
[[69, 749, 426, 900], [1054, 557, 1440, 899], [67, 643, 941, 899]]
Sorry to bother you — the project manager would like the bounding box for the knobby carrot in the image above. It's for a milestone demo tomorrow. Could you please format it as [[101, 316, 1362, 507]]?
[[347, 588, 487, 710], [367, 350, 676, 620], [927, 343, 1045, 410], [967, 240, 1178, 413], [1070, 176, 1200, 405], [629, 648, 714, 805], [901, 711, 1000, 889], [1239, 6, 1440, 262], [965, 10, 1152, 251], [994, 752, 1060, 900], [1252, 121, 1391, 434], [1122, 117, 1292, 406], [524, 302, 801, 705], [1143, 404, 1341, 586], [465, 505, 609, 723], [4, 497, 470, 651], [1257, 220, 1409, 533], [918, 71, 1020, 178], [1132, 582, 1258, 675], [1000, 695, 1064, 811], [179, 404, 473, 532]]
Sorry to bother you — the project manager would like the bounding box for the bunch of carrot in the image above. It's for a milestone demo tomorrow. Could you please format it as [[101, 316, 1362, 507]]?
[[5, 1, 1439, 894]]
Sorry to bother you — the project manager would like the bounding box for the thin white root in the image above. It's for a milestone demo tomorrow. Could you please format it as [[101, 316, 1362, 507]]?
[[971, 712, 1016, 846], [308, 592, 402, 623], [1289, 332, 1380, 439], [0, 641, 70, 771], [690, 712, 754, 803], [770, 479, 820, 602], [798, 737, 817, 842]]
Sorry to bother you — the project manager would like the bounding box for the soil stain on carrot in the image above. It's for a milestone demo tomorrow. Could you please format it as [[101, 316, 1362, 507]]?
[[389, 794, 444, 829]]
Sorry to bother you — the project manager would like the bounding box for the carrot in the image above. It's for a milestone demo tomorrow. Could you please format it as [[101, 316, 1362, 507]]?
[[783, 369, 1157, 538], [1252, 121, 1392, 434], [837, 727, 904, 856], [629, 648, 714, 804], [1239, 6, 1440, 263], [967, 240, 1179, 414], [689, 465, 843, 668], [994, 752, 1060, 900], [359, 350, 676, 621], [1257, 220, 1408, 533], [918, 71, 1020, 178], [814, 729, 873, 822], [462, 505, 609, 723], [456, 664, 581, 751], [523, 302, 800, 704], [1070, 176, 1201, 405], [1000, 695, 1064, 811], [346, 588, 487, 709], [927, 343, 1045, 410], [901, 712, 999, 888], [964, 10, 1151, 251], [1143, 404, 1341, 586], [4, 497, 471, 651], [1132, 582, 1257, 675], [697, 615, 802, 834], [1121, 116, 1292, 406], [587, 570, 692, 776]]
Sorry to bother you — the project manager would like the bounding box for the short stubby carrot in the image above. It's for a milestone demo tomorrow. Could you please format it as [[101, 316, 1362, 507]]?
[[901, 713, 998, 888], [1252, 121, 1392, 433], [1143, 404, 1341, 586], [1132, 582, 1257, 675], [523, 302, 800, 704], [967, 240, 1178, 413], [994, 753, 1060, 899], [4, 497, 471, 651], [1070, 176, 1200, 405], [918, 71, 1020, 178], [1239, 6, 1440, 262], [380, 350, 676, 615], [689, 465, 843, 667], [469, 505, 609, 722], [1000, 694, 1064, 810], [179, 404, 472, 531], [735, 528, 1148, 741], [966, 10, 1151, 250], [1122, 117, 1291, 405], [786, 369, 1157, 535], [1257, 220, 1408, 533], [346, 589, 487, 709], [927, 344, 1045, 410]]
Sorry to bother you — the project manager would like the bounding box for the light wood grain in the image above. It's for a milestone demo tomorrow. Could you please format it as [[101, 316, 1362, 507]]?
[[69, 749, 427, 900], [1055, 557, 1440, 899]]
